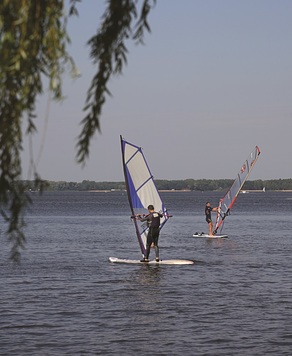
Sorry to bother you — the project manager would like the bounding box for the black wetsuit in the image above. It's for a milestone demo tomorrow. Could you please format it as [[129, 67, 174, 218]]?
[[139, 212, 163, 259], [205, 205, 213, 224]]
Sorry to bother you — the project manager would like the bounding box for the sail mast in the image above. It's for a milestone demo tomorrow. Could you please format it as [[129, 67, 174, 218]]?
[[120, 136, 147, 256]]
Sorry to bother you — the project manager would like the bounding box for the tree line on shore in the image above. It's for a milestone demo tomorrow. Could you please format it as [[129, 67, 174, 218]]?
[[23, 178, 292, 192]]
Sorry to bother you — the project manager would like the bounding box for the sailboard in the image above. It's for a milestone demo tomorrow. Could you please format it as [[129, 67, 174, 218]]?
[[212, 145, 261, 235], [109, 257, 194, 265], [109, 136, 194, 265], [192, 232, 228, 239]]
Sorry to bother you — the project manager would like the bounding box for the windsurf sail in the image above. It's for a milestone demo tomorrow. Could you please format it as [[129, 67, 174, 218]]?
[[120, 135, 170, 257], [214, 146, 261, 234]]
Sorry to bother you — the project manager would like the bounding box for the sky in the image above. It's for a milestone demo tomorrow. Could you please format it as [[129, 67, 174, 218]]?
[[21, 0, 292, 182]]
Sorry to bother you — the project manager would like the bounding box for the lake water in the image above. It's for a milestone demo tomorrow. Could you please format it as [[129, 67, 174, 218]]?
[[0, 190, 291, 355]]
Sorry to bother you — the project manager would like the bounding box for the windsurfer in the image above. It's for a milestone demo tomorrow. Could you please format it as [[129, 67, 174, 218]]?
[[137, 205, 163, 262], [205, 202, 218, 236]]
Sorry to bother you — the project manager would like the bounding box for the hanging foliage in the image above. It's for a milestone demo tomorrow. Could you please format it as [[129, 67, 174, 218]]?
[[0, 0, 155, 261]]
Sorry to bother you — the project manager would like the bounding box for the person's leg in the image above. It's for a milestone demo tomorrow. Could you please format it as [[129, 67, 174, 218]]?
[[145, 244, 151, 260], [154, 245, 159, 261], [153, 228, 160, 261], [208, 221, 213, 236]]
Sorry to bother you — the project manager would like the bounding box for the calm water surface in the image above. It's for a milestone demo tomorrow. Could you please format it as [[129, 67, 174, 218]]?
[[0, 191, 292, 355]]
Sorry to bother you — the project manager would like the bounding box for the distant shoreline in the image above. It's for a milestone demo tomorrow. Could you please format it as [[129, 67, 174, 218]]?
[[24, 178, 292, 192], [85, 189, 292, 193]]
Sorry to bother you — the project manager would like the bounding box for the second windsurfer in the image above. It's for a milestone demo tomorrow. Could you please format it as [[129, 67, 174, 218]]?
[[205, 202, 218, 236]]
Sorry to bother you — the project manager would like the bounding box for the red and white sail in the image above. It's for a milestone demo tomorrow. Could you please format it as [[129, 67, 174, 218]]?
[[214, 146, 261, 234]]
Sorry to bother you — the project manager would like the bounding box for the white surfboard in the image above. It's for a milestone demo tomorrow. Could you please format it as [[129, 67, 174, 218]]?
[[192, 233, 228, 239], [109, 257, 194, 265]]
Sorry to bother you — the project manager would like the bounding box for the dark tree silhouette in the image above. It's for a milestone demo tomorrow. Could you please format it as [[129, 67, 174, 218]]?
[[0, 0, 156, 260]]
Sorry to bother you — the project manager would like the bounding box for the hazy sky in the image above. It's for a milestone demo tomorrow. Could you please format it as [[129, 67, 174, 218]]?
[[21, 0, 292, 182]]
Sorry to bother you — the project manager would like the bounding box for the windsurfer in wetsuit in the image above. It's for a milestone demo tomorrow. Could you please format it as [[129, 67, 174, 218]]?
[[205, 202, 218, 236], [137, 205, 163, 262]]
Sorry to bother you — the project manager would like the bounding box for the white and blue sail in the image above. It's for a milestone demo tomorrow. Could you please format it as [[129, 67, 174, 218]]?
[[120, 135, 170, 257], [214, 146, 261, 234]]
